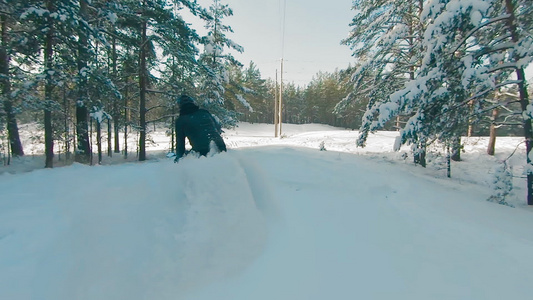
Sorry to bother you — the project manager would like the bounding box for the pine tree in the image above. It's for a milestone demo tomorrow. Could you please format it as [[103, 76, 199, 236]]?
[[75, 0, 92, 164], [344, 0, 533, 204], [337, 0, 427, 164], [440, 0, 532, 203], [113, 0, 200, 161], [393, 0, 487, 164], [18, 0, 116, 166], [197, 0, 250, 127], [305, 71, 350, 126], [6, 1, 45, 160], [0, 0, 25, 158], [74, 0, 118, 163], [236, 62, 268, 123], [488, 161, 514, 207]]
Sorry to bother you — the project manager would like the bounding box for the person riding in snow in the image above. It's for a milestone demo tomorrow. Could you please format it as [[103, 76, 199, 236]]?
[[174, 95, 227, 162]]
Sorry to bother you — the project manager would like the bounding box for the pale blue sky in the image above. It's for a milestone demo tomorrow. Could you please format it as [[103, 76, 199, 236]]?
[[192, 1, 532, 85], [196, 0, 356, 85]]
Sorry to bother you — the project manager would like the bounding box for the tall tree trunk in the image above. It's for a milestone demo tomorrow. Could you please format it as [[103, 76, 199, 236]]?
[[505, 0, 533, 205], [414, 1, 427, 167], [446, 145, 451, 178], [107, 118, 112, 156], [171, 105, 175, 153], [96, 120, 102, 164], [44, 0, 54, 168], [451, 136, 461, 162], [75, 0, 91, 164], [414, 142, 426, 167], [467, 100, 475, 137], [89, 118, 93, 165], [407, 6, 424, 166], [487, 108, 498, 156], [0, 15, 23, 157], [112, 35, 120, 153], [138, 13, 147, 161], [124, 77, 129, 159], [63, 86, 71, 160], [114, 115, 120, 153], [44, 105, 53, 168]]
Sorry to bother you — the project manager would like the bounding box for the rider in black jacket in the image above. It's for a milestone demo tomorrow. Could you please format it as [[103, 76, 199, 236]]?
[[175, 95, 227, 160]]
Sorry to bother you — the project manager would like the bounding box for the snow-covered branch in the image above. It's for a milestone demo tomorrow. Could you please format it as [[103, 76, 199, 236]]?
[[451, 14, 511, 54]]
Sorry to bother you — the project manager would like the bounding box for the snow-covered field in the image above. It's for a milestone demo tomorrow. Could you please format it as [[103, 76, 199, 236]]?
[[1, 122, 533, 300]]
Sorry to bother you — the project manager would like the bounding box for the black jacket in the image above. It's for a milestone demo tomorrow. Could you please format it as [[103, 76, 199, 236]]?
[[175, 103, 227, 159]]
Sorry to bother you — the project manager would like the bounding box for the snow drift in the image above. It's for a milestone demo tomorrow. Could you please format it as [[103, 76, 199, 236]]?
[[0, 152, 269, 300]]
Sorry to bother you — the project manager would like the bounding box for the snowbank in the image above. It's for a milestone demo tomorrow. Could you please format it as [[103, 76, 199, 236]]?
[[0, 152, 269, 300]]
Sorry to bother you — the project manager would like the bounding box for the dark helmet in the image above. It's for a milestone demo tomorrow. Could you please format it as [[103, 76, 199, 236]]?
[[178, 94, 196, 107]]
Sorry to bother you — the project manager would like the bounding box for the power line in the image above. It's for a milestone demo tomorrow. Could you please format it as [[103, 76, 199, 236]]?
[[281, 0, 287, 59]]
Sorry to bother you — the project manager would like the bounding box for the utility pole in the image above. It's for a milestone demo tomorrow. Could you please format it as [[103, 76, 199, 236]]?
[[275, 69, 279, 137], [277, 0, 286, 138], [279, 58, 283, 136]]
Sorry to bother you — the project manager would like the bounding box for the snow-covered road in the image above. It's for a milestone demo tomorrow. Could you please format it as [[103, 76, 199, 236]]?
[[2, 134, 533, 299], [186, 148, 533, 300]]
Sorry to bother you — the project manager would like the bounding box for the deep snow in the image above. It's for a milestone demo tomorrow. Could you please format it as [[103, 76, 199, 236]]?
[[1, 123, 533, 299]]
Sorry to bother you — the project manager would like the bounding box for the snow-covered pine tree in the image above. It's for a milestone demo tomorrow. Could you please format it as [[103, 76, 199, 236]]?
[[336, 0, 427, 164], [197, 0, 251, 127], [5, 1, 45, 160], [0, 0, 26, 158], [392, 0, 494, 165], [145, 1, 200, 155], [18, 0, 70, 167], [448, 0, 532, 204], [481, 0, 532, 204], [43, 0, 55, 168], [76, 0, 122, 162], [360, 0, 507, 169], [103, 2, 122, 155], [344, 0, 532, 204], [95, 1, 140, 159], [18, 0, 117, 167], [488, 161, 514, 207], [111, 0, 201, 161], [75, 0, 93, 164]]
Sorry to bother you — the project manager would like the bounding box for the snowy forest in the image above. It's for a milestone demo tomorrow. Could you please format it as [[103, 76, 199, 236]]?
[[3, 1, 533, 298], [0, 0, 532, 201], [0, 0, 361, 165]]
